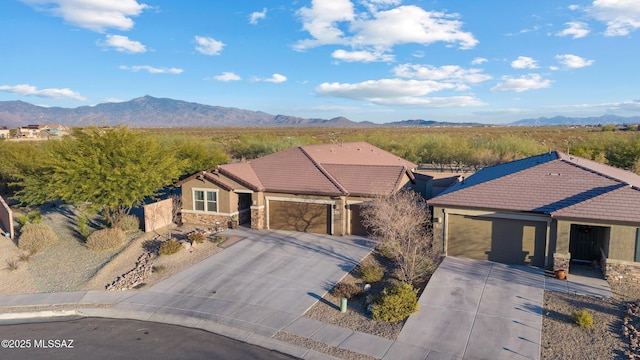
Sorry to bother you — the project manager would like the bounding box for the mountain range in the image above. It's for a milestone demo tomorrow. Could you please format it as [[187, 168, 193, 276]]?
[[0, 95, 637, 128]]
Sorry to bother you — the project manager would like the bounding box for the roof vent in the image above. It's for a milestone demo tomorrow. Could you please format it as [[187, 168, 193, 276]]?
[[547, 172, 561, 176]]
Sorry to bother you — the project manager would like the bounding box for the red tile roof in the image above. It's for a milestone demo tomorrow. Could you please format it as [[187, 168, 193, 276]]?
[[181, 142, 417, 197], [429, 151, 640, 224]]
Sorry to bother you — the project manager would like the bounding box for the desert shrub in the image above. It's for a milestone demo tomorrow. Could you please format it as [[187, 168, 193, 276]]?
[[28, 210, 42, 224], [6, 259, 18, 271], [16, 214, 29, 226], [209, 235, 225, 244], [376, 243, 395, 259], [119, 215, 140, 233], [18, 224, 59, 253], [188, 232, 205, 244], [18, 252, 31, 262], [331, 282, 363, 300], [360, 264, 384, 283], [86, 228, 126, 251], [371, 283, 419, 322], [76, 215, 93, 239], [572, 309, 594, 329], [159, 239, 182, 256]]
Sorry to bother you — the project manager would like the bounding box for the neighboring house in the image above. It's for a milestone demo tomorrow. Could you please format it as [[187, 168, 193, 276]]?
[[17, 124, 70, 138], [18, 124, 46, 138], [176, 142, 427, 236], [428, 151, 640, 280], [0, 126, 9, 139]]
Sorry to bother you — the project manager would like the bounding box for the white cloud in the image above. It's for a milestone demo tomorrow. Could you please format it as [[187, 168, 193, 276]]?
[[21, 0, 148, 33], [294, 2, 477, 52], [315, 78, 485, 107], [0, 83, 86, 100], [99, 34, 146, 53], [119, 65, 183, 74], [569, 5, 581, 11], [331, 49, 394, 62], [249, 8, 267, 25], [212, 72, 241, 82], [491, 74, 552, 92], [104, 97, 124, 103], [195, 36, 224, 56], [557, 21, 590, 38], [471, 57, 488, 65], [393, 64, 492, 84], [555, 54, 594, 68], [263, 74, 287, 83], [511, 56, 539, 69], [590, 0, 640, 36]]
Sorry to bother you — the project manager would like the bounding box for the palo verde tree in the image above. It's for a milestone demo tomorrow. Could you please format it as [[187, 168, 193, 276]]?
[[15, 127, 183, 228], [361, 190, 440, 285]]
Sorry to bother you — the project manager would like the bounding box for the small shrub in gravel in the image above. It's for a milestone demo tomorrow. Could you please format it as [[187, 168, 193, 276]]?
[[76, 215, 93, 239], [18, 252, 31, 262], [188, 232, 206, 244], [572, 309, 594, 329], [28, 210, 42, 224], [18, 224, 59, 253], [16, 214, 29, 226], [372, 283, 419, 322], [377, 243, 395, 259], [6, 259, 19, 271], [86, 228, 126, 251], [331, 282, 363, 300], [159, 239, 182, 256], [119, 215, 140, 233], [360, 264, 384, 283]]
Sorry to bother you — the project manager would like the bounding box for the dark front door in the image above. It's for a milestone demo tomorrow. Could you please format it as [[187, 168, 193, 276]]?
[[569, 225, 608, 262]]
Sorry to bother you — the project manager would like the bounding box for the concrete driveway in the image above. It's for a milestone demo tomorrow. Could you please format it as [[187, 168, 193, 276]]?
[[391, 257, 544, 360], [113, 228, 374, 337]]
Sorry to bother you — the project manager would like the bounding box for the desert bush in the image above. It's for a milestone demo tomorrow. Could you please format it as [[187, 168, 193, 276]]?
[[571, 309, 594, 329], [376, 243, 395, 259], [76, 215, 93, 239], [16, 214, 29, 226], [18, 252, 31, 262], [28, 210, 42, 224], [188, 232, 205, 244], [159, 239, 182, 256], [18, 224, 59, 253], [331, 282, 363, 300], [360, 264, 385, 283], [119, 215, 140, 233], [209, 235, 226, 244], [86, 228, 126, 251], [6, 259, 18, 271], [371, 283, 419, 322]]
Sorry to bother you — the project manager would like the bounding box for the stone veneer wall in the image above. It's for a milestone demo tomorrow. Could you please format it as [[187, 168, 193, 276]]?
[[553, 253, 570, 271], [604, 259, 640, 282], [251, 207, 265, 230], [182, 213, 229, 230]]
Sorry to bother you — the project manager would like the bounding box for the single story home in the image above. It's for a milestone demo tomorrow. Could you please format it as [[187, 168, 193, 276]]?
[[176, 142, 429, 236], [428, 151, 640, 280]]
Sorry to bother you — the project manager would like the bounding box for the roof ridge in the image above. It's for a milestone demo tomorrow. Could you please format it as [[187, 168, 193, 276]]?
[[558, 151, 640, 187], [550, 183, 627, 216], [298, 146, 349, 195]]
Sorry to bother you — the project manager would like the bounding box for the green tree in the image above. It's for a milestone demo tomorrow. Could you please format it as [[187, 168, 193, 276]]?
[[15, 127, 183, 228]]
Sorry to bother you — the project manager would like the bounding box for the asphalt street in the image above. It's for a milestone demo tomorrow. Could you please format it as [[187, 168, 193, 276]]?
[[0, 317, 298, 360]]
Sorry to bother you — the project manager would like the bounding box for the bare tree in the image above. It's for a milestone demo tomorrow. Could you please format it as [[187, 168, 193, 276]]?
[[361, 190, 439, 285]]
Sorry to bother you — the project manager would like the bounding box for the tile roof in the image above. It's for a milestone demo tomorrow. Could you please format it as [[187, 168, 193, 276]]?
[[552, 186, 640, 224], [429, 150, 640, 224], [182, 142, 417, 197]]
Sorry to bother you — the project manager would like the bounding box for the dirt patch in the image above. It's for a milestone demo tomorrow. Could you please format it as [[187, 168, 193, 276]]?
[[542, 280, 640, 360]]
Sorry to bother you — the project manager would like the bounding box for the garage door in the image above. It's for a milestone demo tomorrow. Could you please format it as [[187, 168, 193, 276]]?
[[268, 200, 330, 234], [447, 214, 546, 267], [349, 204, 368, 236]]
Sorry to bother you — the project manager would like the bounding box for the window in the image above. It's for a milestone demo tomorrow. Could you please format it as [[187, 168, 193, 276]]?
[[193, 189, 218, 212]]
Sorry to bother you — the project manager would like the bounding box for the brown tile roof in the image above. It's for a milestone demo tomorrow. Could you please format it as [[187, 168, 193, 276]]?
[[552, 186, 640, 224], [179, 142, 417, 197], [429, 151, 640, 224]]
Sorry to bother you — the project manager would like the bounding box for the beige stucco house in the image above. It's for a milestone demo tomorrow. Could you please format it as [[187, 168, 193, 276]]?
[[428, 151, 640, 280], [176, 142, 428, 236]]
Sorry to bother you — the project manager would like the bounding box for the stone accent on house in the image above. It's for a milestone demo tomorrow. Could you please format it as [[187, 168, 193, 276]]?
[[604, 259, 640, 282], [553, 252, 570, 271], [182, 212, 229, 230], [251, 206, 265, 230]]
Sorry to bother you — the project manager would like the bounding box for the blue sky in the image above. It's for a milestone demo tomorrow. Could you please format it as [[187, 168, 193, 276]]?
[[1, 0, 639, 124]]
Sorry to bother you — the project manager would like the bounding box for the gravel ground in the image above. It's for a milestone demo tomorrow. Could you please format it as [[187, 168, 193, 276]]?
[[542, 280, 640, 360]]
